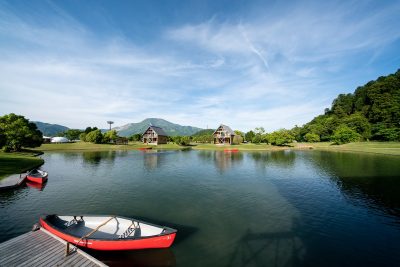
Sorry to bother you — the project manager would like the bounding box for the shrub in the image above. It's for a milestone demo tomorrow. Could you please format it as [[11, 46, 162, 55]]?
[[331, 125, 361, 145], [304, 133, 320, 142]]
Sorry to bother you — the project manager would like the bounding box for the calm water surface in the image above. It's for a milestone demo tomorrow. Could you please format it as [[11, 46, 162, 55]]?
[[1, 150, 400, 266]]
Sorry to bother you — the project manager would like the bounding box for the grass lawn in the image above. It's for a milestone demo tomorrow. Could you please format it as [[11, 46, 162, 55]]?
[[34, 142, 187, 152], [0, 151, 44, 180], [33, 141, 400, 156], [305, 142, 400, 156], [192, 142, 400, 156]]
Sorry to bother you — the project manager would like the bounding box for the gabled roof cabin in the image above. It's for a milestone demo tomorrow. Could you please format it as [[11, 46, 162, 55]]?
[[142, 126, 168, 145], [213, 124, 235, 145]]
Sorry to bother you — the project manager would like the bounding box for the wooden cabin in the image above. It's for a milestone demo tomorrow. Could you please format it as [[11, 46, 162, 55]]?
[[142, 126, 168, 145], [213, 124, 235, 145]]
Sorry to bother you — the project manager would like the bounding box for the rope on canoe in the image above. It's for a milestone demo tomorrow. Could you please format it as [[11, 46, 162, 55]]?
[[68, 216, 116, 254]]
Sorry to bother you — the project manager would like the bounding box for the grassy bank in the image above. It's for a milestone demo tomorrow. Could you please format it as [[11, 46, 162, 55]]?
[[192, 142, 400, 156], [34, 141, 400, 156], [0, 151, 44, 180], [193, 143, 286, 151], [307, 142, 400, 156], [34, 142, 186, 152]]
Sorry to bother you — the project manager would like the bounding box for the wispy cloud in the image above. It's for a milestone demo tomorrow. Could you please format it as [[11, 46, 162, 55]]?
[[0, 1, 399, 131]]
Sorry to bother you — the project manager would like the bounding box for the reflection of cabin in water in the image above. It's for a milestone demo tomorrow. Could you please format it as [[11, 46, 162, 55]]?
[[213, 124, 235, 145], [142, 126, 168, 145]]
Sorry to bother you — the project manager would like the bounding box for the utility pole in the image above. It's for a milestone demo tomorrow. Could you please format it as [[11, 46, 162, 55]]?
[[107, 121, 114, 131]]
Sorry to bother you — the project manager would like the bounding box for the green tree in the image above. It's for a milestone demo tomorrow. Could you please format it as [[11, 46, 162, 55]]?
[[103, 130, 118, 143], [84, 127, 98, 134], [245, 130, 255, 142], [232, 135, 243, 144], [64, 129, 83, 141], [252, 134, 262, 144], [343, 113, 371, 140], [85, 129, 103, 144], [331, 125, 361, 145], [371, 126, 400, 141], [254, 127, 265, 135], [268, 129, 295, 146], [79, 133, 87, 142], [0, 113, 43, 151], [234, 130, 244, 138], [128, 133, 142, 142], [304, 133, 320, 142]]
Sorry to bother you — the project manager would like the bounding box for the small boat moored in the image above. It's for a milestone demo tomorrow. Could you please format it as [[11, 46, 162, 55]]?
[[40, 215, 177, 251], [26, 169, 48, 184], [224, 148, 239, 153]]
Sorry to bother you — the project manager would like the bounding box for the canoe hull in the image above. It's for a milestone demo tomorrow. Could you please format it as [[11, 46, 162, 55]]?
[[26, 169, 48, 184], [26, 175, 47, 184], [39, 216, 176, 251]]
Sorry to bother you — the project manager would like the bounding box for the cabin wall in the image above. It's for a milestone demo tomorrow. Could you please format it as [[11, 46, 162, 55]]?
[[142, 129, 168, 145]]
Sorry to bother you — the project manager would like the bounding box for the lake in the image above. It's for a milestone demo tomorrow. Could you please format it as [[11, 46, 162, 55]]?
[[1, 149, 400, 266]]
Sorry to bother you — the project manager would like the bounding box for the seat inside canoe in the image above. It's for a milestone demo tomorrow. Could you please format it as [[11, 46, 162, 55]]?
[[47, 215, 165, 240]]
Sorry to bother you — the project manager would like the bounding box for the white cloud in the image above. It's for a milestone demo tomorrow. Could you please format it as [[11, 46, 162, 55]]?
[[0, 1, 399, 131]]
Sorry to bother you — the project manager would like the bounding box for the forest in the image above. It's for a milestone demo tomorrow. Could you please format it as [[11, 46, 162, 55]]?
[[296, 69, 400, 143]]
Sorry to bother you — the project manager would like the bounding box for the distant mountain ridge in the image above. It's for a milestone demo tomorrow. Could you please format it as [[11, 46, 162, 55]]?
[[115, 118, 203, 137], [33, 121, 69, 136]]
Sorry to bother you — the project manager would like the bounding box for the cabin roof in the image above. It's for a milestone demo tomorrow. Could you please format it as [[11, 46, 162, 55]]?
[[143, 126, 168, 136], [213, 124, 235, 135]]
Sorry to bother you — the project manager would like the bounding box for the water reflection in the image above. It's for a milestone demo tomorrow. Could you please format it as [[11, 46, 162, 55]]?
[[81, 151, 128, 166], [25, 181, 47, 191], [143, 150, 172, 170], [86, 248, 176, 267], [227, 218, 305, 267], [251, 150, 296, 168], [197, 151, 243, 172], [305, 151, 400, 219]]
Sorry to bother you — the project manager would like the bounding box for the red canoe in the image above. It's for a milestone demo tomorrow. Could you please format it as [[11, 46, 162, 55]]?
[[224, 148, 239, 153], [26, 169, 48, 184], [40, 215, 177, 251]]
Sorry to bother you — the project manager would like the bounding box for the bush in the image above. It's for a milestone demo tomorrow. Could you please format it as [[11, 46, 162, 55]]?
[[268, 129, 295, 146], [331, 125, 361, 145], [372, 127, 400, 141], [304, 133, 320, 142], [103, 130, 118, 143], [85, 130, 103, 144], [232, 135, 243, 144]]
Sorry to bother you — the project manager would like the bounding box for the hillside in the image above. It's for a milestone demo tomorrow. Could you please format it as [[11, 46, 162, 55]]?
[[298, 69, 400, 141], [191, 129, 215, 137], [33, 121, 69, 136], [115, 118, 203, 137]]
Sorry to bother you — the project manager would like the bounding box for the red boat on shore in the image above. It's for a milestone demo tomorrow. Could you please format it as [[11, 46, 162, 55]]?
[[26, 169, 48, 184], [40, 214, 177, 251], [224, 148, 239, 153], [138, 147, 152, 151]]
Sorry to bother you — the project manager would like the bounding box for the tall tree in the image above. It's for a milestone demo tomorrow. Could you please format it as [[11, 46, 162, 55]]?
[[0, 113, 43, 151]]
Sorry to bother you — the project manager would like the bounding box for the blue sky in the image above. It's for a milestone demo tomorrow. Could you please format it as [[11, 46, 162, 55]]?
[[0, 0, 399, 131]]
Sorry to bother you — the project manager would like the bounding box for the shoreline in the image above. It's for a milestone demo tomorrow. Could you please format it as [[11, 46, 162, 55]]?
[[29, 141, 400, 156]]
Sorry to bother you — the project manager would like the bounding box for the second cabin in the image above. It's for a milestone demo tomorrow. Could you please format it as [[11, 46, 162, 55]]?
[[142, 126, 168, 145], [213, 124, 235, 145]]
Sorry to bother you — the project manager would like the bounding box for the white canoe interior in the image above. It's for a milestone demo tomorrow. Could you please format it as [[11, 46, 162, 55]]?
[[28, 169, 47, 178], [52, 215, 165, 240]]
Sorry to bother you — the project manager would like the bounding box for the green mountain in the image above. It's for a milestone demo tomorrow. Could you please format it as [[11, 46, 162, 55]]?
[[33, 121, 69, 137], [298, 69, 400, 141], [115, 118, 203, 137], [191, 129, 215, 137]]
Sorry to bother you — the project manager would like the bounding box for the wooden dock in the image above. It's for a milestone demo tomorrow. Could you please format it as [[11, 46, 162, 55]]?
[[0, 174, 26, 191], [0, 228, 107, 266]]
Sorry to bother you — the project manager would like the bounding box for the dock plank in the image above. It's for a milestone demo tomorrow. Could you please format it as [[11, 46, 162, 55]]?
[[0, 228, 107, 267], [0, 234, 56, 265]]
